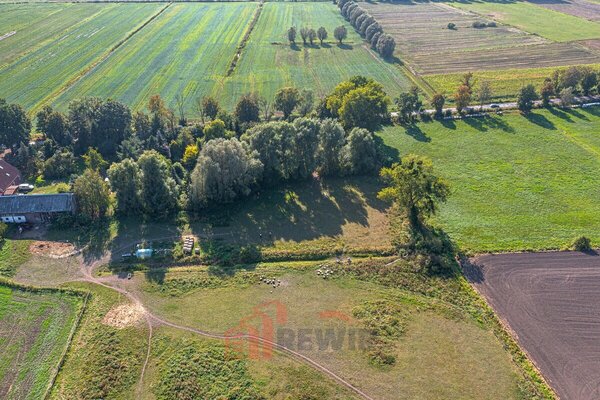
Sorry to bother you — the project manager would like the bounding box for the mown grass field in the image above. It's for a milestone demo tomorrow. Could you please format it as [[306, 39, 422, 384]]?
[[53, 2, 257, 114], [0, 3, 163, 112], [425, 63, 600, 103], [0, 284, 83, 400], [379, 108, 600, 252], [221, 2, 411, 107], [0, 3, 107, 67], [448, 0, 600, 42]]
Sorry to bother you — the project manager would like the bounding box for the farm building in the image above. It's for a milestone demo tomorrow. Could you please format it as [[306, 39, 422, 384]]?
[[0, 160, 22, 195], [0, 193, 75, 224]]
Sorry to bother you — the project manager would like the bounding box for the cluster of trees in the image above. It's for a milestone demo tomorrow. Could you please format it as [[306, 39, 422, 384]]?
[[106, 117, 380, 215], [338, 0, 396, 59], [317, 76, 390, 130], [287, 26, 336, 46]]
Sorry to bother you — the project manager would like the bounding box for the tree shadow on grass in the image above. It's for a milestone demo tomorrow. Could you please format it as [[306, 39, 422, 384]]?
[[374, 135, 400, 165], [405, 124, 431, 142], [567, 108, 590, 122], [321, 42, 332, 49], [548, 106, 574, 122], [337, 43, 353, 50], [463, 115, 516, 133], [290, 43, 301, 51], [524, 112, 556, 130], [441, 118, 457, 130]]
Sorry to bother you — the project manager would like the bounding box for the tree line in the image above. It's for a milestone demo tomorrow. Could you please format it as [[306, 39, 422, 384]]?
[[0, 76, 392, 221], [338, 0, 396, 59]]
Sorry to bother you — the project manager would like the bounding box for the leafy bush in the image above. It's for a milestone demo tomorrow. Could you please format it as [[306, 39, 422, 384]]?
[[472, 21, 487, 28], [447, 22, 456, 30], [572, 236, 592, 252]]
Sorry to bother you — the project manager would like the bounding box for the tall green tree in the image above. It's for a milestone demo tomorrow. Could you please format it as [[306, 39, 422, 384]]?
[[334, 25, 347, 44], [138, 150, 178, 217], [73, 169, 111, 220], [274, 87, 301, 120], [341, 128, 379, 175], [190, 138, 262, 207], [317, 27, 328, 45], [517, 84, 538, 113], [316, 119, 345, 176], [378, 155, 449, 229], [234, 93, 261, 125], [108, 158, 142, 214], [36, 106, 71, 147], [0, 99, 31, 150]]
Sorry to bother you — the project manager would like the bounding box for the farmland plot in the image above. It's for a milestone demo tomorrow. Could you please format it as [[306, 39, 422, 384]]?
[[0, 3, 164, 111], [449, 0, 600, 42], [53, 3, 256, 114], [0, 284, 83, 400], [527, 0, 600, 21], [222, 2, 411, 107], [361, 1, 600, 74], [0, 3, 107, 67]]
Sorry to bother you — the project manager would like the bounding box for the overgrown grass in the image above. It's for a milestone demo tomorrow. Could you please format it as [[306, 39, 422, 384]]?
[[0, 282, 84, 399], [378, 108, 600, 252], [49, 283, 148, 400], [0, 240, 31, 277]]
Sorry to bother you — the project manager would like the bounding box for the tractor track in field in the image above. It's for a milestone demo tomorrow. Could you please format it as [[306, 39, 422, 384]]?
[[33, 2, 172, 113], [69, 235, 374, 400]]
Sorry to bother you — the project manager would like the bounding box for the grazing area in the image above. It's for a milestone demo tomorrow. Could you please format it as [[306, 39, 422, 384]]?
[[0, 283, 84, 400], [0, 2, 164, 112], [378, 108, 600, 252], [127, 262, 530, 399], [466, 250, 600, 400]]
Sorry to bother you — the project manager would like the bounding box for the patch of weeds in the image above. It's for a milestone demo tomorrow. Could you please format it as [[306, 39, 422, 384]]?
[[353, 300, 410, 367], [155, 341, 262, 400]]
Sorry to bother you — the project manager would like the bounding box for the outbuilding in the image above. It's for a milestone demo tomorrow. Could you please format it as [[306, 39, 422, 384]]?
[[0, 160, 22, 195], [0, 193, 76, 224]]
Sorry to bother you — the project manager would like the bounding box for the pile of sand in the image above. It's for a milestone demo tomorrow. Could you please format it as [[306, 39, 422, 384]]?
[[29, 241, 76, 258], [102, 303, 146, 329]]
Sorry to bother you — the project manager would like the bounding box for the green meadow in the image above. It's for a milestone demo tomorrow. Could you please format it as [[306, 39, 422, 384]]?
[[378, 108, 600, 252], [0, 284, 83, 399]]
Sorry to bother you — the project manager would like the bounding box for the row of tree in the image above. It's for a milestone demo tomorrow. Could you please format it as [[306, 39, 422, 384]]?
[[287, 26, 347, 46], [104, 117, 380, 217], [338, 0, 396, 59]]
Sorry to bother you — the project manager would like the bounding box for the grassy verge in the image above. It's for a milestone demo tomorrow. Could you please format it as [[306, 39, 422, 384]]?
[[0, 240, 31, 277]]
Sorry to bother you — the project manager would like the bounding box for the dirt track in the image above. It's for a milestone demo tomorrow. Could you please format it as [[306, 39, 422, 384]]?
[[466, 251, 600, 400]]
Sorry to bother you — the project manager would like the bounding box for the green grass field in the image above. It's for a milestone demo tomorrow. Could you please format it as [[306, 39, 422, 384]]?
[[424, 64, 600, 103], [378, 108, 600, 252], [0, 284, 83, 399], [448, 1, 600, 42], [135, 263, 529, 399], [2, 2, 410, 115], [53, 2, 257, 114], [0, 3, 108, 67], [0, 3, 163, 112], [0, 240, 31, 278], [221, 2, 411, 107]]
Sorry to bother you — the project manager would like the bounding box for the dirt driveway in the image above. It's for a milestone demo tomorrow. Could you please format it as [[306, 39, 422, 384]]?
[[466, 251, 600, 400]]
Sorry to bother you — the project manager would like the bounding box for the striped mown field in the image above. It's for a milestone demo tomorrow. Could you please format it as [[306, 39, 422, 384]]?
[[0, 3, 108, 67], [53, 2, 257, 114], [221, 2, 412, 108], [0, 3, 164, 112]]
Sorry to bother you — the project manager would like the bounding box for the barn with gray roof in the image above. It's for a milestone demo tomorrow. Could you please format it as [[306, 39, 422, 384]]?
[[0, 193, 76, 224]]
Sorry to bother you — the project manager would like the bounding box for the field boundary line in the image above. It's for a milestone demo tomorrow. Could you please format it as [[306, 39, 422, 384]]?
[[225, 0, 264, 77], [31, 2, 173, 114], [43, 290, 91, 400], [556, 124, 600, 160]]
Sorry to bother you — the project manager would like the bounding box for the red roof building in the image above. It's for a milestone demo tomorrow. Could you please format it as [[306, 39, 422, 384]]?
[[0, 160, 22, 195]]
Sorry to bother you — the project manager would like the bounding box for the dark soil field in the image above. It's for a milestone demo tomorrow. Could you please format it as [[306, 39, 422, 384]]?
[[465, 251, 600, 400]]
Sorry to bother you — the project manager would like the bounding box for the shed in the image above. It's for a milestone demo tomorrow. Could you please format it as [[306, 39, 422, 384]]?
[[0, 160, 22, 195], [0, 193, 76, 224]]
